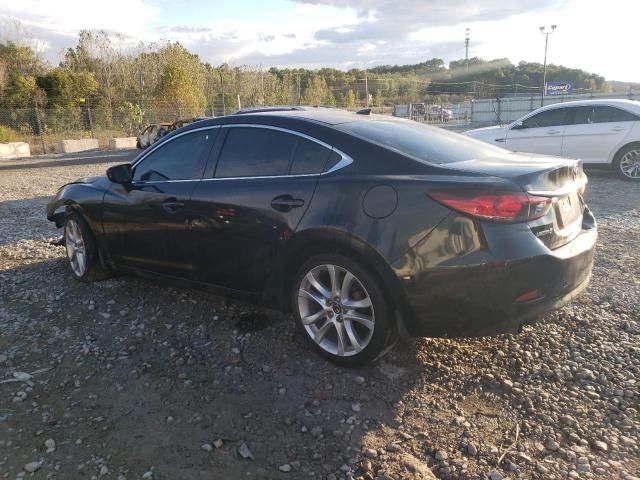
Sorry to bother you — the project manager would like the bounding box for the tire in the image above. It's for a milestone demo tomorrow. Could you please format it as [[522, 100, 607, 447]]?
[[291, 253, 392, 366], [64, 212, 111, 282], [613, 143, 640, 181]]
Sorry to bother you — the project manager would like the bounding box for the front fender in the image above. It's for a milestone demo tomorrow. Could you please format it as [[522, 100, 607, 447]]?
[[46, 178, 111, 233]]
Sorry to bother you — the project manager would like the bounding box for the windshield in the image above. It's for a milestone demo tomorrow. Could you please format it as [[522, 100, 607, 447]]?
[[337, 119, 509, 165]]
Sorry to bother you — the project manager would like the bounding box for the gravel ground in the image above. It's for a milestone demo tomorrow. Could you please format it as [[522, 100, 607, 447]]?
[[0, 151, 638, 480]]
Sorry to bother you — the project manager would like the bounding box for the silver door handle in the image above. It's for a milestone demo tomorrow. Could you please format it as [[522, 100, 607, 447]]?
[[546, 130, 561, 135], [611, 127, 626, 132]]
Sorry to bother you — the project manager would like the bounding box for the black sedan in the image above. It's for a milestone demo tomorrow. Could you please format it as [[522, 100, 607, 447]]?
[[47, 108, 597, 366]]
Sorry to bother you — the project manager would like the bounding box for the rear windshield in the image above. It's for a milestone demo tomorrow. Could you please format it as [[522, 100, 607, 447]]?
[[337, 119, 507, 165]]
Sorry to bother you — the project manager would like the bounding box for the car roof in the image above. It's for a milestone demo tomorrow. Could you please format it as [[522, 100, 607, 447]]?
[[538, 98, 640, 113], [230, 107, 371, 126], [190, 107, 416, 130]]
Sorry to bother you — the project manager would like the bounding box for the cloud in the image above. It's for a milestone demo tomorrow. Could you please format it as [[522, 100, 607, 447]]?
[[236, 39, 470, 71], [156, 25, 214, 34], [298, 0, 562, 44], [0, 0, 570, 73]]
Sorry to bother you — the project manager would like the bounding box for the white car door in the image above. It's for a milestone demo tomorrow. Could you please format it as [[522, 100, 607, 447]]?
[[504, 107, 569, 156], [504, 107, 567, 155], [561, 106, 636, 164]]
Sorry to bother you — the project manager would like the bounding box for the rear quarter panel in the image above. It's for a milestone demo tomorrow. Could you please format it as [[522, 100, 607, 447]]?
[[608, 120, 640, 163], [296, 170, 453, 265]]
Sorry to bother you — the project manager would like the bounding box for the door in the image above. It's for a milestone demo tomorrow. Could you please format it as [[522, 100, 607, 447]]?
[[189, 126, 332, 293], [101, 128, 217, 278], [504, 107, 570, 156], [561, 105, 637, 164]]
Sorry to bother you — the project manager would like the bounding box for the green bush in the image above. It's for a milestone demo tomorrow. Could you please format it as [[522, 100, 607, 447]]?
[[0, 126, 19, 143]]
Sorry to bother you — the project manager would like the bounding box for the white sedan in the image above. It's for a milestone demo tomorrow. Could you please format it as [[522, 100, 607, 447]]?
[[465, 99, 640, 181]]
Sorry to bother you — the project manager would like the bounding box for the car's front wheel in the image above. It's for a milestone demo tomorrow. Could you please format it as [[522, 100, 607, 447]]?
[[292, 253, 392, 366], [64, 213, 110, 282], [614, 143, 640, 181]]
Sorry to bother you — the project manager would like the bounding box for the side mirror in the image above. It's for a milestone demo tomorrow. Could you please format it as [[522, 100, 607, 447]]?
[[106, 163, 132, 184], [511, 122, 526, 130]]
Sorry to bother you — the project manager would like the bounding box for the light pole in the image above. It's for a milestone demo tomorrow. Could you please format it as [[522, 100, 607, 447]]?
[[539, 25, 557, 107], [464, 28, 470, 74]]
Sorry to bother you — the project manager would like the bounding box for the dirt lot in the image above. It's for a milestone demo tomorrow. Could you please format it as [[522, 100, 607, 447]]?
[[0, 151, 638, 480]]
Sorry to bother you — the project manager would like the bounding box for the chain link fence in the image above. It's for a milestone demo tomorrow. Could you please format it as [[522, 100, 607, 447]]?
[[2, 90, 638, 155], [0, 101, 398, 155]]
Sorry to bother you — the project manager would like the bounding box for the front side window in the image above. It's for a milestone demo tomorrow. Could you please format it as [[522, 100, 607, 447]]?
[[133, 129, 214, 182], [521, 108, 569, 128], [215, 127, 297, 178]]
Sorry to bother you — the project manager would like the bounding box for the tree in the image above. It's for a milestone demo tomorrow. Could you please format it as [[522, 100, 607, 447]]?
[[154, 62, 206, 117], [345, 89, 356, 109], [0, 41, 45, 108], [374, 89, 384, 108], [37, 69, 99, 109], [303, 76, 329, 105]]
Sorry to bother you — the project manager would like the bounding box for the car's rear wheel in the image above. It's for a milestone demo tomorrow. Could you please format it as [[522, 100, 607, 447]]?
[[614, 144, 640, 181], [64, 213, 110, 282], [292, 253, 391, 366]]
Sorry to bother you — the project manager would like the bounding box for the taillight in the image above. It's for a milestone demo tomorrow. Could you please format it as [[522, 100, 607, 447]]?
[[427, 189, 552, 223]]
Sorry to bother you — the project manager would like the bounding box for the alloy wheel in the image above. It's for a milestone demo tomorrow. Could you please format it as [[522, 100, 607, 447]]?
[[297, 264, 375, 357], [65, 219, 87, 277], [619, 149, 640, 179]]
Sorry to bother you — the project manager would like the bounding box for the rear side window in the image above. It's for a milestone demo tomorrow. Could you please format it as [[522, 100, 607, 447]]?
[[216, 127, 297, 177], [324, 151, 343, 171], [522, 108, 569, 128], [608, 107, 639, 122], [290, 137, 332, 175], [337, 119, 507, 165], [133, 129, 214, 181], [573, 106, 638, 124]]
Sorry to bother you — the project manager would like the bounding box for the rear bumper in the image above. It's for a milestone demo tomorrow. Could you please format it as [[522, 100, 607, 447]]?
[[393, 209, 597, 337]]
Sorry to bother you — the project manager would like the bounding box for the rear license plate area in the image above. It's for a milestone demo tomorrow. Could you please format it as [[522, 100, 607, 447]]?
[[555, 192, 581, 229]]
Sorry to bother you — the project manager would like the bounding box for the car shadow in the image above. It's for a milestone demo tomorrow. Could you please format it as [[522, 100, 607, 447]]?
[[0, 252, 533, 480]]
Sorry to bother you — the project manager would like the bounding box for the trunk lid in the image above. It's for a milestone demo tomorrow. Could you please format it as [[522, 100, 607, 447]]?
[[447, 152, 587, 249]]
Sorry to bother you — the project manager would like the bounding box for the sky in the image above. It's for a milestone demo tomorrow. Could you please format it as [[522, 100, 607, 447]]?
[[0, 0, 637, 82]]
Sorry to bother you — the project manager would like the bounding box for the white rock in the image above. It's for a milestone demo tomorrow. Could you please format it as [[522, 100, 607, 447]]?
[[237, 442, 254, 460], [24, 462, 42, 473], [44, 438, 56, 452], [279, 464, 292, 472], [435, 450, 448, 461], [488, 471, 503, 480]]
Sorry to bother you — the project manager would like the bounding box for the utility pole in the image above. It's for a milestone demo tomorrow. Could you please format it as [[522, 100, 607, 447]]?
[[293, 72, 302, 105], [364, 67, 369, 108], [219, 70, 226, 115], [464, 28, 470, 74], [539, 25, 557, 107], [260, 66, 264, 105], [33, 95, 46, 154]]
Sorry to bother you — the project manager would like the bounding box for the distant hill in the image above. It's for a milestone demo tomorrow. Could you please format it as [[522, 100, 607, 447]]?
[[366, 57, 607, 97], [607, 80, 640, 92]]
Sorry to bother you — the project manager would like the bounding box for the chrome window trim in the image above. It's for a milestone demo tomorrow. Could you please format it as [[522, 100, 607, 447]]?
[[130, 123, 353, 183]]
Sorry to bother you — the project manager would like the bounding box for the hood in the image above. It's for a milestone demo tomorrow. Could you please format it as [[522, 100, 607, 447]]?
[[65, 175, 104, 186], [465, 125, 506, 136]]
